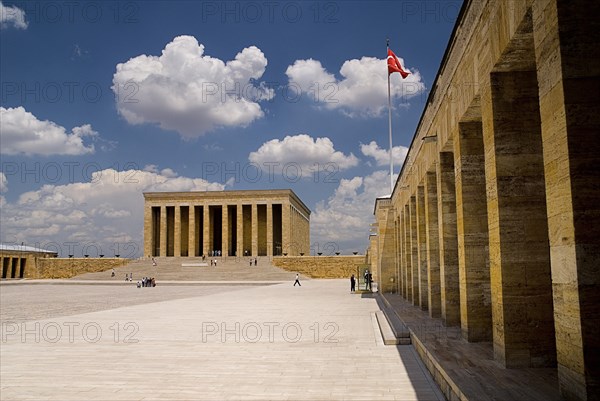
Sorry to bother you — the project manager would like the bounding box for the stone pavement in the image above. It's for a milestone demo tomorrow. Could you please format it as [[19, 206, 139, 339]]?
[[381, 294, 562, 401], [0, 280, 445, 400]]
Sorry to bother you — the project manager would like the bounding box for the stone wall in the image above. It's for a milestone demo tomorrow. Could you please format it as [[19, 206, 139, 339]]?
[[1, 251, 56, 279], [34, 258, 129, 279], [369, 0, 599, 398], [272, 255, 367, 279]]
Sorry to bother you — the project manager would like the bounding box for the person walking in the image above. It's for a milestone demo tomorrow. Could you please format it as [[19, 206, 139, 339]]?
[[350, 274, 356, 292], [293, 273, 301, 287]]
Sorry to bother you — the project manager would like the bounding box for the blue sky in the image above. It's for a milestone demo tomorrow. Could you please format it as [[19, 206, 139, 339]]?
[[0, 0, 461, 257]]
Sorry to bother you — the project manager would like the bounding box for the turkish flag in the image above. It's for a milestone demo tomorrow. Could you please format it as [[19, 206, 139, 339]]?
[[387, 49, 409, 78]]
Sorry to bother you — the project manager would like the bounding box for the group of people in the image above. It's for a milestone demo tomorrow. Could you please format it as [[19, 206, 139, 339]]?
[[137, 276, 156, 288], [349, 269, 373, 292], [208, 250, 222, 257], [249, 258, 258, 267], [210, 259, 218, 267]]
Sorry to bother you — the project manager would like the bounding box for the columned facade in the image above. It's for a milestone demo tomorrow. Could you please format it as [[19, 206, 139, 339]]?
[[144, 190, 310, 258], [372, 1, 599, 399]]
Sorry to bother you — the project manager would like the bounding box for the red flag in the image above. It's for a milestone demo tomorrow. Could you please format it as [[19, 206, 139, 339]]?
[[387, 49, 409, 78]]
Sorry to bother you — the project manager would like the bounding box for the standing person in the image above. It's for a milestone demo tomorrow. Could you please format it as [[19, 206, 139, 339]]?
[[350, 275, 356, 292], [249, 259, 252, 267], [152, 257, 157, 267], [111, 268, 115, 277], [129, 272, 133, 282], [364, 270, 369, 290], [254, 258, 257, 266], [293, 273, 301, 287]]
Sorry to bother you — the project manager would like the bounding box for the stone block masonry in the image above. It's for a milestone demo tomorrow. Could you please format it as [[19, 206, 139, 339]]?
[[144, 189, 310, 258], [371, 0, 600, 399]]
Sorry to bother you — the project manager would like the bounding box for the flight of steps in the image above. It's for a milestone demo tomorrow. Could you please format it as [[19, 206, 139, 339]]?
[[74, 256, 300, 282]]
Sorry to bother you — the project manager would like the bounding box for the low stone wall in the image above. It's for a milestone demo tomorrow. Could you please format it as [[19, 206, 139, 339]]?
[[34, 258, 129, 279], [272, 255, 368, 279]]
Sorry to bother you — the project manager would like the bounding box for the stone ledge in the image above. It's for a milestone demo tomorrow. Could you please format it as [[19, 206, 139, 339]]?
[[375, 311, 400, 345]]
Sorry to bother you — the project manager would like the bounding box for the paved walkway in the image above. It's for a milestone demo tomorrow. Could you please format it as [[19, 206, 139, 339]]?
[[1, 280, 445, 400], [381, 294, 561, 401]]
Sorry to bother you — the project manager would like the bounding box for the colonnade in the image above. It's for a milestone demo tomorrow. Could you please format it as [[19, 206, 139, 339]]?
[[373, 1, 598, 399], [143, 190, 311, 258]]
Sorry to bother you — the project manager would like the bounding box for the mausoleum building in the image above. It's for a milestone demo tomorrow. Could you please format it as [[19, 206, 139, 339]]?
[[143, 189, 310, 258]]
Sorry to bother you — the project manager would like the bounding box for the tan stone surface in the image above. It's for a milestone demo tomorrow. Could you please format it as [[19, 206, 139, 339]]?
[[21, 258, 129, 279], [272, 256, 367, 279], [368, 1, 598, 398], [436, 152, 460, 327], [416, 186, 428, 310], [455, 119, 491, 342], [424, 172, 441, 318]]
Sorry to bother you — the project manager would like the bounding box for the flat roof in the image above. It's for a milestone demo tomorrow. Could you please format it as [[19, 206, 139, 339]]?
[[143, 189, 311, 216], [0, 244, 58, 254]]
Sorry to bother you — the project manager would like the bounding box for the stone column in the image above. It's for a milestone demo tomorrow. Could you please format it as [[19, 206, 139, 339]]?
[[425, 171, 441, 318], [144, 205, 152, 257], [533, 0, 599, 396], [399, 210, 405, 297], [483, 72, 555, 367], [416, 186, 428, 310], [251, 203, 258, 257], [189, 206, 196, 257], [266, 203, 273, 257], [203, 205, 210, 257], [237, 204, 243, 257], [222, 205, 229, 257], [455, 120, 492, 342], [282, 203, 291, 254], [404, 204, 412, 300], [174, 205, 181, 257], [396, 215, 402, 295], [291, 208, 296, 253], [437, 152, 460, 326], [409, 195, 419, 306], [159, 205, 167, 257]]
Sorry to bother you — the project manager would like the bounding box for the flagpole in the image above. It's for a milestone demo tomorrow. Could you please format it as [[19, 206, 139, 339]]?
[[387, 38, 393, 194]]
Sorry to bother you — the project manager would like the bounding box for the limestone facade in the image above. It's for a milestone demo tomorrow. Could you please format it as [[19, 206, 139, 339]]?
[[371, 1, 599, 399], [0, 245, 57, 279], [143, 190, 310, 258], [272, 255, 367, 279]]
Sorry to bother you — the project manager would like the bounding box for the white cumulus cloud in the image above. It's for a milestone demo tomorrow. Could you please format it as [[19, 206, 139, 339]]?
[[0, 107, 97, 156], [0, 168, 225, 257], [286, 57, 425, 117], [248, 134, 359, 178], [0, 1, 27, 29], [360, 140, 408, 166], [311, 170, 393, 253], [112, 35, 274, 138], [0, 172, 7, 193]]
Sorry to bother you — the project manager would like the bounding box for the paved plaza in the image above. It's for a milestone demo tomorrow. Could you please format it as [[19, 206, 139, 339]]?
[[0, 280, 445, 400]]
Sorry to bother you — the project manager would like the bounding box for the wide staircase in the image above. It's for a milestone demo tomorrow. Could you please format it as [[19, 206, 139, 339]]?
[[74, 256, 300, 282]]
